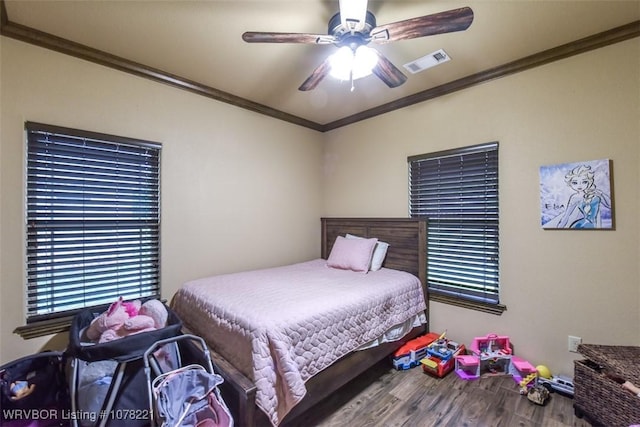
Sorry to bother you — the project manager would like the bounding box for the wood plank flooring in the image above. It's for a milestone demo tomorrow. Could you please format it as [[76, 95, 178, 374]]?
[[287, 361, 592, 427]]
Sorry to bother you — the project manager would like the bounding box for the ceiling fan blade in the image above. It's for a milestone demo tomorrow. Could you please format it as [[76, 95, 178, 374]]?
[[242, 32, 335, 44], [298, 58, 332, 91], [370, 6, 474, 43], [371, 50, 407, 88]]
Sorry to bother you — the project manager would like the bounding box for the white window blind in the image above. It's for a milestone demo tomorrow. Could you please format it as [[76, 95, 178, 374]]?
[[25, 122, 161, 323], [408, 142, 499, 305]]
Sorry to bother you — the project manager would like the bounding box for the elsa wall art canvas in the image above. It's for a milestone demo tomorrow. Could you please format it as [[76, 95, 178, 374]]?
[[540, 159, 613, 229]]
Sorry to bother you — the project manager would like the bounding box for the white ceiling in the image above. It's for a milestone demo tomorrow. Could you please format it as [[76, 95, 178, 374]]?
[[3, 0, 640, 128]]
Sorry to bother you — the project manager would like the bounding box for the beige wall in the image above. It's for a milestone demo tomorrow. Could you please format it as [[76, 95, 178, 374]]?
[[0, 38, 324, 362], [1, 34, 639, 379], [323, 38, 640, 375]]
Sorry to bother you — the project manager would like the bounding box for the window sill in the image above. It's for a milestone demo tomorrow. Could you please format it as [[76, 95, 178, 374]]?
[[14, 298, 167, 339], [13, 316, 73, 339], [430, 293, 507, 315]]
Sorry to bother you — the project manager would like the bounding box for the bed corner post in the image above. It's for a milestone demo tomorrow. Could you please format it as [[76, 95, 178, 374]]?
[[418, 219, 429, 326]]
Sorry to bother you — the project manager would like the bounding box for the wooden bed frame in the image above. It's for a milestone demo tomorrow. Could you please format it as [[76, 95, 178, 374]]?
[[195, 217, 428, 426]]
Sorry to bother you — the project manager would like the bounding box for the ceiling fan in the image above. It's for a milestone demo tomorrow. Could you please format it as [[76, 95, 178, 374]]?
[[242, 0, 474, 91]]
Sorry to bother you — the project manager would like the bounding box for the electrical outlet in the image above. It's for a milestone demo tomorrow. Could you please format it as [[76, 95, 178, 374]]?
[[568, 335, 582, 353]]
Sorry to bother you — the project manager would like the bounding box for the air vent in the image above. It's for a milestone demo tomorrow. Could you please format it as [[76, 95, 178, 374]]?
[[403, 49, 451, 74]]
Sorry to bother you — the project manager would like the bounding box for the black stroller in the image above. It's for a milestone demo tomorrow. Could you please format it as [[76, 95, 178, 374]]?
[[66, 303, 182, 427]]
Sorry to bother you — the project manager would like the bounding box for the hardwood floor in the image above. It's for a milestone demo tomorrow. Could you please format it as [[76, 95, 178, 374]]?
[[287, 361, 592, 427]]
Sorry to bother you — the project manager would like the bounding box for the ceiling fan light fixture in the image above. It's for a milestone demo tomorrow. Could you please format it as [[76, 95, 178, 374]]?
[[329, 46, 378, 81], [329, 47, 354, 80], [354, 45, 378, 76]]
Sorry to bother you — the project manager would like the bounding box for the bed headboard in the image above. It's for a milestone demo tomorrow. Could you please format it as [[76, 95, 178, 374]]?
[[321, 217, 427, 292]]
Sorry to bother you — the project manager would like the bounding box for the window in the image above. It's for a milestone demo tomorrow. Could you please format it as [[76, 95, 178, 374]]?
[[23, 122, 161, 331], [408, 142, 504, 314]]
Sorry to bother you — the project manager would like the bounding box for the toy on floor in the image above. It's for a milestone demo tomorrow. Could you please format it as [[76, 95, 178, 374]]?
[[526, 384, 550, 405], [420, 331, 466, 378], [519, 371, 538, 394], [392, 332, 440, 370], [473, 332, 513, 374], [455, 333, 512, 380], [535, 364, 575, 396], [454, 333, 537, 385]]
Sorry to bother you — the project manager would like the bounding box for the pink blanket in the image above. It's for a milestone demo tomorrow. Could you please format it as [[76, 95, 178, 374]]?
[[172, 259, 426, 425]]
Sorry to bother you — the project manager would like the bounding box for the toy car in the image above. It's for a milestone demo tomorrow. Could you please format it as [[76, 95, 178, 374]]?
[[420, 338, 466, 378], [537, 374, 575, 396]]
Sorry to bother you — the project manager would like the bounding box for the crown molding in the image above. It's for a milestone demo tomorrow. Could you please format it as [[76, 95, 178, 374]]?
[[1, 1, 638, 133]]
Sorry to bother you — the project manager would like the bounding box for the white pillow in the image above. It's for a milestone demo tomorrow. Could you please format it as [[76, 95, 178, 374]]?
[[345, 233, 390, 271]]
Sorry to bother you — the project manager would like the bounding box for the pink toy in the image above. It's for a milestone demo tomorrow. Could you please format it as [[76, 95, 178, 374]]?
[[470, 333, 512, 358], [454, 355, 481, 380], [139, 298, 168, 328], [86, 297, 130, 341], [511, 356, 537, 388], [99, 314, 156, 342], [124, 314, 156, 331], [86, 297, 168, 343], [121, 299, 141, 317], [455, 333, 535, 384]]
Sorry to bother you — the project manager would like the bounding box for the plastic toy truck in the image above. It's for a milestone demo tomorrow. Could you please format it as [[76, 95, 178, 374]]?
[[420, 336, 466, 378], [392, 332, 440, 370], [537, 374, 575, 396]]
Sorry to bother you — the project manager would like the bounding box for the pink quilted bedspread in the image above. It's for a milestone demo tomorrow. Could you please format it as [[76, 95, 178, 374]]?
[[171, 259, 426, 426]]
